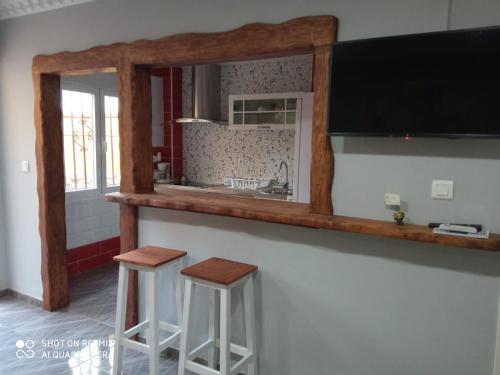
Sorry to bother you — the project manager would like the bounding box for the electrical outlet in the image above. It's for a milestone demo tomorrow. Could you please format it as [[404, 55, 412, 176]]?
[[385, 193, 401, 206], [223, 177, 232, 186]]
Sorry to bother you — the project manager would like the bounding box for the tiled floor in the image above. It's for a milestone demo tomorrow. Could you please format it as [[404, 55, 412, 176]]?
[[0, 263, 179, 374]]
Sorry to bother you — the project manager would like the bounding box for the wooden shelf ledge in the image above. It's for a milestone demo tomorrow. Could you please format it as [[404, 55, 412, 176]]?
[[105, 187, 500, 252]]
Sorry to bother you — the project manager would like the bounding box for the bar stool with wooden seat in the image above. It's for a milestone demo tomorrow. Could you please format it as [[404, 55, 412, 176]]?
[[112, 246, 187, 375], [178, 257, 258, 375]]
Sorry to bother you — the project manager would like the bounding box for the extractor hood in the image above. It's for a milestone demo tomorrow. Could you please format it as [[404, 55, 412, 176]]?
[[177, 64, 225, 125]]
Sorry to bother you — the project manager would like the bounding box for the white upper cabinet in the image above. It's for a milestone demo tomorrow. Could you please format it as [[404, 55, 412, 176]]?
[[229, 93, 302, 130]]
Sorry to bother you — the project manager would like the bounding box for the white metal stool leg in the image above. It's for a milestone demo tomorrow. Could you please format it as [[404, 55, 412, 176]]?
[[175, 260, 183, 327], [244, 277, 258, 375], [112, 264, 129, 375], [208, 288, 218, 369], [178, 278, 193, 375], [147, 271, 160, 375], [219, 288, 231, 375]]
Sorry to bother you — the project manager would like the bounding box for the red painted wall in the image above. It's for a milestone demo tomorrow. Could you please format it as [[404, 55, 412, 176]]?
[[152, 67, 183, 180], [67, 237, 120, 278]]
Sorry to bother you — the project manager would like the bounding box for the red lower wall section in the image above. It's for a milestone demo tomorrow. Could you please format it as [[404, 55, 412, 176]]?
[[67, 237, 120, 279]]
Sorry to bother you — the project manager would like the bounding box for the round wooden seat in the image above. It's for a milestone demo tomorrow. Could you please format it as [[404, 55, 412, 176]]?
[[181, 257, 257, 285], [113, 246, 187, 268]]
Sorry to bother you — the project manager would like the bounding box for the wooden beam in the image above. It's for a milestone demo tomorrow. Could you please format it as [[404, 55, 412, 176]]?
[[118, 59, 153, 194], [126, 16, 335, 66], [33, 16, 337, 73], [116, 60, 153, 327], [33, 43, 126, 75], [33, 72, 69, 311], [310, 45, 334, 215], [120, 204, 139, 330]]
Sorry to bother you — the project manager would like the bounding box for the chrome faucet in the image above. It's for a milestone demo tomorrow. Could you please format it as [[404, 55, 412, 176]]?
[[279, 161, 289, 189]]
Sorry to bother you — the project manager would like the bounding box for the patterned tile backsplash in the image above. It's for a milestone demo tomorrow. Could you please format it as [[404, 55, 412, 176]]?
[[182, 54, 313, 185]]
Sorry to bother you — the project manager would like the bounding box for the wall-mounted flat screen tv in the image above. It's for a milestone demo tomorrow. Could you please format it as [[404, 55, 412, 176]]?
[[328, 26, 500, 138]]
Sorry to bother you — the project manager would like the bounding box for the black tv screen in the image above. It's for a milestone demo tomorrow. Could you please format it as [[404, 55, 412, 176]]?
[[328, 26, 500, 138]]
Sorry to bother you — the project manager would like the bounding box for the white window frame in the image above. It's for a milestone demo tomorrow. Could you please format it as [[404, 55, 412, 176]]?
[[62, 82, 120, 201], [100, 88, 120, 194], [63, 83, 101, 202]]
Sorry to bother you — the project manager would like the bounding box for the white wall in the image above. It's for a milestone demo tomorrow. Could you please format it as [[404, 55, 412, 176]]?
[[1, 0, 500, 374], [61, 73, 117, 88], [65, 195, 120, 248], [151, 75, 164, 147], [140, 208, 500, 375], [0, 176, 8, 290]]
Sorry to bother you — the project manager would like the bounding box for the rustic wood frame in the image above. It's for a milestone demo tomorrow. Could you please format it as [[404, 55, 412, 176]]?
[[33, 16, 337, 315]]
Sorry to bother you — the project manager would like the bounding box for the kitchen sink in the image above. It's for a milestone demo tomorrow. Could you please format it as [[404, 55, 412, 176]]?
[[257, 186, 292, 196]]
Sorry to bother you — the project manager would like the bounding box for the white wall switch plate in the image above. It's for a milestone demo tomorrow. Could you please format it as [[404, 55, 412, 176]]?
[[385, 193, 401, 206], [432, 180, 454, 200], [21, 160, 30, 174]]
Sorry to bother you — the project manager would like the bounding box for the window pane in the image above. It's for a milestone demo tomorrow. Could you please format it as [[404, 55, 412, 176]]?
[[244, 112, 285, 124], [233, 100, 243, 112], [245, 99, 285, 111], [286, 112, 296, 124], [286, 98, 297, 110], [104, 95, 120, 187], [62, 90, 97, 192], [233, 113, 243, 125]]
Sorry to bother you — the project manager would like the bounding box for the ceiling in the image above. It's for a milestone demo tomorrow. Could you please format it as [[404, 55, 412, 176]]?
[[0, 0, 95, 20]]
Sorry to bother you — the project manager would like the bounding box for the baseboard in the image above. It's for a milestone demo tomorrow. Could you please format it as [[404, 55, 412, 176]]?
[[2, 289, 43, 307]]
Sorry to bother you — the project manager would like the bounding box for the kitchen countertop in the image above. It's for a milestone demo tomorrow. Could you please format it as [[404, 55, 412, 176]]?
[[156, 183, 290, 201], [105, 187, 500, 252]]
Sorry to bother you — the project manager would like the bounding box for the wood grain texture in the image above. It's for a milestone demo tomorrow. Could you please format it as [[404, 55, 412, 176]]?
[[33, 73, 69, 311], [311, 45, 334, 215], [106, 187, 500, 252], [114, 246, 187, 268], [181, 257, 257, 285], [120, 204, 139, 330], [33, 43, 126, 75], [118, 60, 153, 194], [117, 60, 153, 329], [126, 16, 336, 65], [33, 16, 337, 74]]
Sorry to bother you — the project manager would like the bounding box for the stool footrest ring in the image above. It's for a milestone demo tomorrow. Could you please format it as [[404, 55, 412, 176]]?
[[186, 360, 220, 375], [120, 319, 182, 354], [123, 320, 180, 339], [120, 338, 149, 354]]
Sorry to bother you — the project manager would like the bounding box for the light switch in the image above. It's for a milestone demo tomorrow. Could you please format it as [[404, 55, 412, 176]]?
[[432, 180, 453, 200], [21, 160, 30, 174]]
